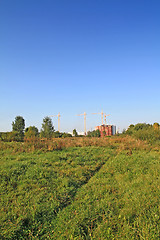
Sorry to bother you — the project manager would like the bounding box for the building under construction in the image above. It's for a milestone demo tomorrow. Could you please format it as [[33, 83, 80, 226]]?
[[95, 125, 116, 137]]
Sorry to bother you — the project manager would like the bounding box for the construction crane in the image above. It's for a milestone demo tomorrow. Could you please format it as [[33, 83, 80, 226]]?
[[92, 110, 104, 125], [77, 112, 87, 135], [49, 113, 61, 132], [104, 114, 110, 125]]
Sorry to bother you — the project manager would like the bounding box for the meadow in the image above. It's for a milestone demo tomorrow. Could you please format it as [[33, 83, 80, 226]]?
[[0, 136, 160, 239]]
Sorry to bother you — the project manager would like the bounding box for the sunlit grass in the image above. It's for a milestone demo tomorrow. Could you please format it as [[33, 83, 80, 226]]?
[[0, 137, 160, 239], [0, 147, 113, 239], [52, 150, 160, 240]]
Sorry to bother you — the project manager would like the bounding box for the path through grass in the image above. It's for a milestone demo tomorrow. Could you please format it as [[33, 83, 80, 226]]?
[[0, 144, 160, 239]]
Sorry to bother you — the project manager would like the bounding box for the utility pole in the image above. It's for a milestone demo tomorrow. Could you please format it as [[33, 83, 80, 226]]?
[[77, 112, 87, 135]]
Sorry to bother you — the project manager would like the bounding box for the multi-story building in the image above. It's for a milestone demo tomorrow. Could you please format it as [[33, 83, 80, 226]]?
[[95, 125, 116, 137]]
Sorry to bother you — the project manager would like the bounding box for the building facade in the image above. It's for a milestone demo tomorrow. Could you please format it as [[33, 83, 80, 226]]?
[[95, 125, 116, 137]]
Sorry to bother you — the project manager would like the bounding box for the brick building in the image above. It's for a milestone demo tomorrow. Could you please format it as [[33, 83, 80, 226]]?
[[95, 125, 116, 137]]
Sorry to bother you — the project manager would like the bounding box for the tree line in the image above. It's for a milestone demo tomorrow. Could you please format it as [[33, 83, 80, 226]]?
[[0, 116, 101, 142], [124, 122, 160, 144], [1, 116, 159, 143]]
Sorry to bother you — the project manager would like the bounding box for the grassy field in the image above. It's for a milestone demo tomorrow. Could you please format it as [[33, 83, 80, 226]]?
[[0, 137, 160, 239]]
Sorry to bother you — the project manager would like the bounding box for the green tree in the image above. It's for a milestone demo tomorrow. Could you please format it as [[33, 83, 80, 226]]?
[[73, 129, 78, 137], [122, 128, 126, 134], [62, 133, 72, 138], [25, 126, 39, 138], [87, 129, 101, 137], [94, 129, 101, 137], [153, 122, 159, 130], [103, 131, 106, 136], [126, 124, 135, 135], [40, 117, 54, 138], [134, 123, 151, 131], [52, 131, 62, 138], [12, 116, 25, 141]]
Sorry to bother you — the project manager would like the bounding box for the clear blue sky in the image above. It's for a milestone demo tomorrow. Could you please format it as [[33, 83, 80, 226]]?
[[0, 0, 160, 133]]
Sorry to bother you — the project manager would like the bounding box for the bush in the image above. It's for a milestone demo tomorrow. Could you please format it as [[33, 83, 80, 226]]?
[[126, 123, 160, 144], [0, 131, 22, 142]]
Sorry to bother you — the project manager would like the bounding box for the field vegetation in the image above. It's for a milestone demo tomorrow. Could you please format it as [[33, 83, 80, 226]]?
[[125, 123, 160, 144], [0, 133, 160, 239]]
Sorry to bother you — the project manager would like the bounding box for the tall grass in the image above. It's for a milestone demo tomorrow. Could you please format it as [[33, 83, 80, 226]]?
[[0, 135, 151, 153]]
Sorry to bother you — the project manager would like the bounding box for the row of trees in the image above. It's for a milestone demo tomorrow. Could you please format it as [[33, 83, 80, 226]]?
[[0, 116, 102, 142], [124, 122, 160, 143], [4, 116, 159, 143], [126, 122, 160, 134]]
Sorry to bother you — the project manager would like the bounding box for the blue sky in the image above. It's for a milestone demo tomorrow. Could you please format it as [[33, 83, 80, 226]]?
[[0, 0, 160, 133]]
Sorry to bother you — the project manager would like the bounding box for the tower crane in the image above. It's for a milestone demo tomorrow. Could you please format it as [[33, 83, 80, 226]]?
[[92, 110, 104, 125], [104, 114, 110, 125], [49, 113, 61, 132], [77, 112, 87, 135]]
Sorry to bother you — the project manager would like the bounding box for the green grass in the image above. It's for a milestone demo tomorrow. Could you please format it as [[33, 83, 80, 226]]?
[[0, 147, 114, 239], [51, 150, 160, 240], [0, 143, 160, 239]]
